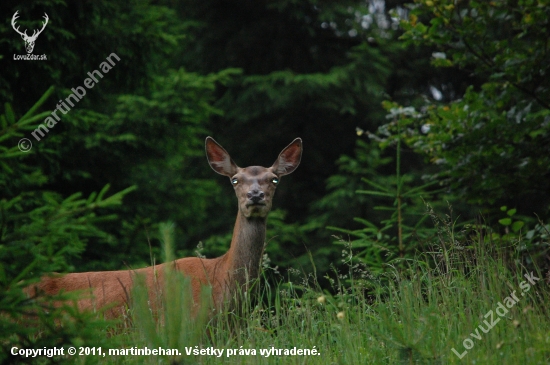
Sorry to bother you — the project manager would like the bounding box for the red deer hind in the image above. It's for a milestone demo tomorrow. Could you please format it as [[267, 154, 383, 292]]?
[[29, 137, 302, 318]]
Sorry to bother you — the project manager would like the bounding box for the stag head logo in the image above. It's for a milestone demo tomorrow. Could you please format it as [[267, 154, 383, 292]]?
[[12, 11, 49, 54]]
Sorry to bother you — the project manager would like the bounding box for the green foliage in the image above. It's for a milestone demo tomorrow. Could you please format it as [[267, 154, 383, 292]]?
[[327, 129, 441, 273], [217, 42, 390, 122], [1, 0, 244, 273], [384, 0, 550, 214], [73, 67, 242, 270], [402, 0, 550, 108], [0, 90, 134, 364], [0, 0, 184, 107], [2, 2, 550, 362], [498, 205, 524, 233]]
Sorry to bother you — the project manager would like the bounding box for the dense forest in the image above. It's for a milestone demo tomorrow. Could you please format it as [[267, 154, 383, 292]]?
[[1, 0, 549, 364]]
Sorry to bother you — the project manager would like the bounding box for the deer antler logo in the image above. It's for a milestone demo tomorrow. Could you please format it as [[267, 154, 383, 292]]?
[[11, 11, 49, 54]]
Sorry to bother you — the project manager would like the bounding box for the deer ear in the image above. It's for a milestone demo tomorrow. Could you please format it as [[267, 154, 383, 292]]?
[[205, 137, 239, 177], [272, 138, 302, 176]]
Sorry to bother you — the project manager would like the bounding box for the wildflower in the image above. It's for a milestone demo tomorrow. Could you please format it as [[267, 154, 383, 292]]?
[[337, 311, 345, 320], [317, 295, 326, 304]]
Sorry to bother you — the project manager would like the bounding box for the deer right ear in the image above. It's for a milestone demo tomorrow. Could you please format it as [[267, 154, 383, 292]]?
[[205, 137, 239, 177], [272, 138, 302, 176]]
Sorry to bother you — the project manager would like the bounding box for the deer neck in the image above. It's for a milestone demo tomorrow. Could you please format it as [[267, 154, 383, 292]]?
[[225, 211, 267, 288]]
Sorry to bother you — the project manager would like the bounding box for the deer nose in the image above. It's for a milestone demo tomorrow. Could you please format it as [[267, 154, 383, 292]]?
[[247, 189, 265, 203]]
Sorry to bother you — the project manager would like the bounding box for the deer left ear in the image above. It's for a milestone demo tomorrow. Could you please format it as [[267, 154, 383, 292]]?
[[205, 137, 239, 177], [272, 138, 302, 176]]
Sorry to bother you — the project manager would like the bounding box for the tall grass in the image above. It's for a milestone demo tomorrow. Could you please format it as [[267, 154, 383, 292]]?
[[83, 214, 548, 365]]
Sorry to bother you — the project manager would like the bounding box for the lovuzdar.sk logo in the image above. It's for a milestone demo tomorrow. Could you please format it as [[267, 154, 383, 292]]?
[[12, 10, 48, 61]]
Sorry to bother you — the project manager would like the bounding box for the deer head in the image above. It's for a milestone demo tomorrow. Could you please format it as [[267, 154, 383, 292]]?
[[12, 11, 49, 54], [205, 137, 302, 219]]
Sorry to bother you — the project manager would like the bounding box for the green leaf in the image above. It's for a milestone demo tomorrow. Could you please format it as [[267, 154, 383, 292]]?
[[498, 218, 512, 226], [87, 191, 97, 204], [361, 177, 392, 193], [415, 22, 428, 34], [511, 221, 524, 233], [17, 111, 52, 126], [356, 190, 394, 197], [353, 217, 378, 230], [507, 209, 516, 216], [20, 86, 55, 121], [431, 58, 454, 67], [401, 180, 440, 197], [96, 184, 111, 202], [4, 103, 15, 124]]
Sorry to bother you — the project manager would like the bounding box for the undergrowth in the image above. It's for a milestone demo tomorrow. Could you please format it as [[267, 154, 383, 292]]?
[[7, 209, 549, 365], [82, 210, 550, 365]]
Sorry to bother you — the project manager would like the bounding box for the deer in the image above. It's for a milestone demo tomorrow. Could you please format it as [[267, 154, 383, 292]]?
[[27, 137, 302, 319], [11, 11, 49, 54]]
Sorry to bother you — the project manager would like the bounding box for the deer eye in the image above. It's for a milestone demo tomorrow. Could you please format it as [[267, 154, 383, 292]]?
[[231, 178, 238, 185], [271, 177, 279, 185]]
